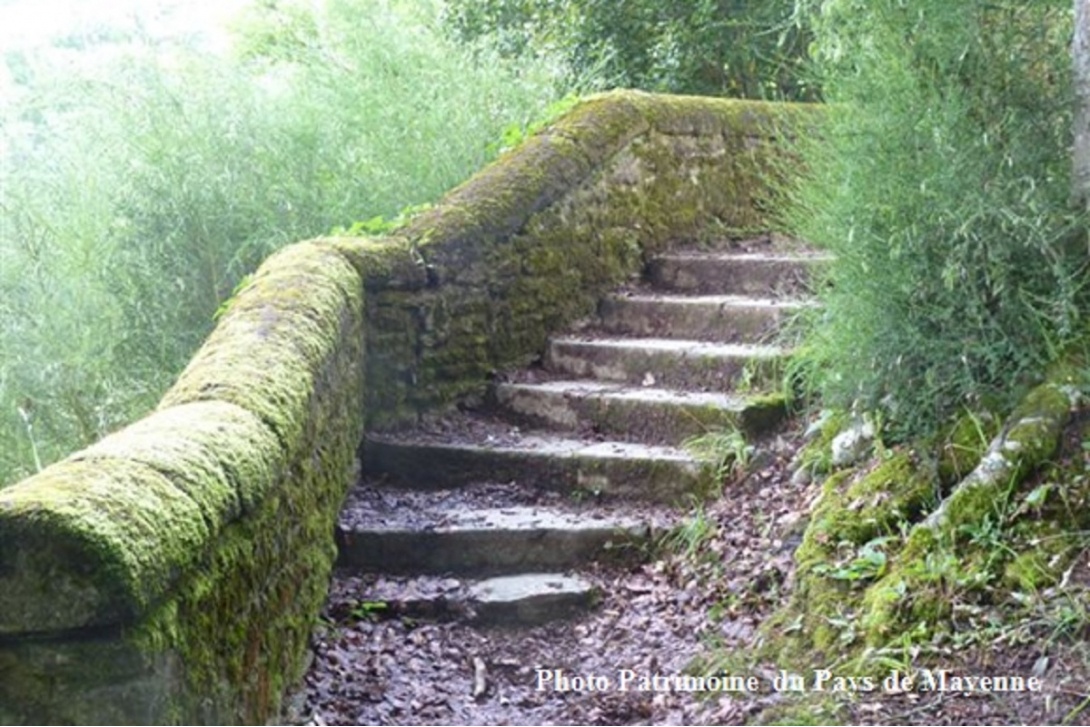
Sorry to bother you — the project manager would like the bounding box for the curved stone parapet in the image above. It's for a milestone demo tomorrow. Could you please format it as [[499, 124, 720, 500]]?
[[0, 90, 813, 724], [341, 91, 817, 428]]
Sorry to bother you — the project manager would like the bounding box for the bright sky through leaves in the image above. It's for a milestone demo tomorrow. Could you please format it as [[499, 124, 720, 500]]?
[[0, 0, 248, 52]]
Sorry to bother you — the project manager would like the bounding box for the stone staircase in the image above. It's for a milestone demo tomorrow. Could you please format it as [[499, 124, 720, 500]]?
[[332, 236, 824, 624]]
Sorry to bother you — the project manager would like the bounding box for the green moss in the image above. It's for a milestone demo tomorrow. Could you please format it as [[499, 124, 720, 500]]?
[[127, 241, 366, 722], [321, 236, 427, 291], [76, 401, 280, 527], [796, 410, 850, 477], [936, 408, 999, 484], [160, 241, 363, 453], [0, 239, 365, 722], [761, 450, 937, 665], [1003, 528, 1073, 591], [0, 458, 210, 632], [768, 369, 1079, 668], [807, 452, 934, 549], [859, 543, 957, 647]]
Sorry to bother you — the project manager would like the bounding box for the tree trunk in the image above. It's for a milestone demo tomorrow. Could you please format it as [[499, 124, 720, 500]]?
[[1073, 0, 1090, 208]]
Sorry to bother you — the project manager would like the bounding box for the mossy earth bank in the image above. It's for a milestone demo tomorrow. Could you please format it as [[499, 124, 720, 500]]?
[[746, 360, 1090, 724]]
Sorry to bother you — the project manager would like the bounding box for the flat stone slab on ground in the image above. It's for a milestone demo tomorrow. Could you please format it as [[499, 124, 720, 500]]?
[[493, 379, 784, 441], [337, 482, 662, 575], [469, 573, 597, 624], [325, 571, 598, 625], [364, 418, 711, 502], [545, 336, 784, 389]]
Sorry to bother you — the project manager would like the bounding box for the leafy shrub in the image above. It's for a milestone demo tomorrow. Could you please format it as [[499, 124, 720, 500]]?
[[441, 0, 815, 99], [0, 0, 567, 485], [786, 0, 1084, 438]]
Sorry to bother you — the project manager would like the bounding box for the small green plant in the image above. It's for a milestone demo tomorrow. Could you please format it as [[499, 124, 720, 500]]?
[[349, 600, 388, 622], [569, 484, 603, 504], [331, 202, 434, 237], [486, 92, 580, 156], [212, 274, 254, 323], [683, 425, 753, 483], [663, 503, 717, 560], [814, 536, 893, 583]]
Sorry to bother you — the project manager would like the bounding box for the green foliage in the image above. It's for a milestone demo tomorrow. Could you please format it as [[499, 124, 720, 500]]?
[[663, 503, 717, 560], [787, 0, 1085, 439], [0, 0, 567, 486], [349, 600, 388, 622], [487, 93, 581, 156], [331, 203, 434, 238], [683, 426, 753, 484], [813, 536, 892, 583], [440, 0, 815, 99]]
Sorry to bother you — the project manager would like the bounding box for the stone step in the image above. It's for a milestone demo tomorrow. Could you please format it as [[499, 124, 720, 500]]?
[[545, 336, 785, 390], [363, 422, 712, 502], [597, 293, 808, 342], [336, 483, 660, 575], [647, 251, 829, 297], [470, 573, 597, 624], [329, 571, 598, 625], [493, 379, 785, 442]]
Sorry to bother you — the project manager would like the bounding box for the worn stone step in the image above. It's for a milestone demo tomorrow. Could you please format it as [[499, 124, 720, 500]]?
[[647, 251, 829, 297], [545, 336, 785, 390], [470, 573, 597, 624], [329, 571, 598, 625], [493, 379, 785, 442], [336, 483, 660, 575], [598, 293, 807, 342], [363, 423, 712, 502]]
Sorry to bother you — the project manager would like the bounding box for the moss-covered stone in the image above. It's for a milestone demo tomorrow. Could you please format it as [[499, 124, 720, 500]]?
[[360, 90, 818, 429], [806, 451, 935, 547], [765, 370, 1084, 672], [0, 90, 817, 723], [0, 458, 212, 632], [762, 450, 935, 665], [0, 240, 364, 723], [925, 381, 1074, 534], [322, 235, 428, 291], [936, 408, 1000, 484], [1002, 521, 1074, 592]]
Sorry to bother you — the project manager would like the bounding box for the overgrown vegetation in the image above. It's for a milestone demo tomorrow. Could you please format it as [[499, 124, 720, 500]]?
[[786, 0, 1086, 440], [683, 425, 754, 486], [440, 0, 815, 100], [0, 0, 567, 486]]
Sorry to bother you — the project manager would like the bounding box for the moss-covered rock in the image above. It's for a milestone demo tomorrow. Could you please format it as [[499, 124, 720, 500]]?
[[764, 369, 1087, 674], [806, 451, 934, 547], [935, 408, 1000, 485], [764, 450, 935, 664]]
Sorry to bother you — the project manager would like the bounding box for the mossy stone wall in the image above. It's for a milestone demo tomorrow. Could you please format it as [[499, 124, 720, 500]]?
[[334, 90, 815, 428], [0, 242, 365, 724], [0, 90, 811, 724]]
